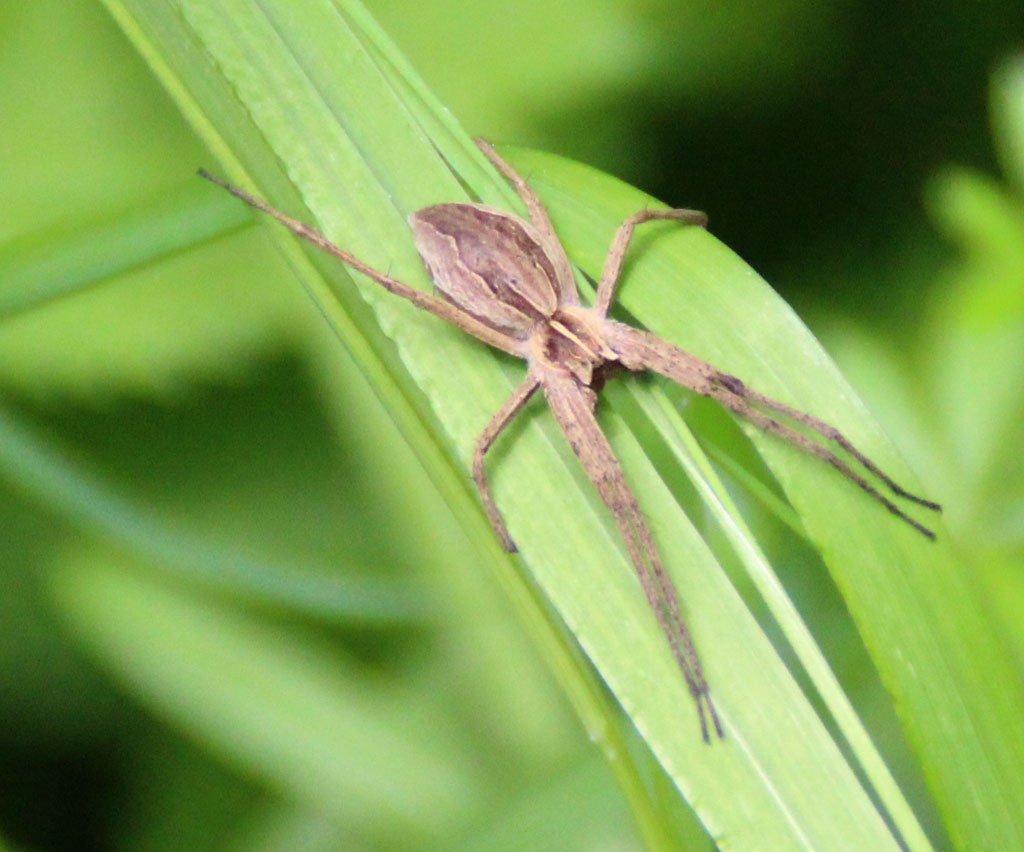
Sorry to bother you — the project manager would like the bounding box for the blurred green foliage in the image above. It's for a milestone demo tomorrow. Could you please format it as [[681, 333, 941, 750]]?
[[1, 1, 1022, 850]]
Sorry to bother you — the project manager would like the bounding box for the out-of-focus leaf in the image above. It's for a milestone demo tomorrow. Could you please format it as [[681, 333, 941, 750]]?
[[51, 557, 482, 844]]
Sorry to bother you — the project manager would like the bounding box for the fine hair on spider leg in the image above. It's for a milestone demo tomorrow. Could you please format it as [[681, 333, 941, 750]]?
[[199, 138, 939, 743]]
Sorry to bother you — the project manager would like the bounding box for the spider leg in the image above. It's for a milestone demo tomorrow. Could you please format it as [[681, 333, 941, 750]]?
[[198, 170, 524, 357], [601, 320, 939, 538], [473, 138, 578, 304], [542, 369, 723, 742], [594, 208, 708, 317], [472, 376, 541, 552], [739, 387, 941, 511], [710, 387, 938, 539]]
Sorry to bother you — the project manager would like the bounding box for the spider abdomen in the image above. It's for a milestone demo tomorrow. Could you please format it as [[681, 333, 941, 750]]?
[[409, 203, 561, 337]]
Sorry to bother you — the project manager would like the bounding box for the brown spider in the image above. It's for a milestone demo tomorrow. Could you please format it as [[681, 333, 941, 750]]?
[[200, 138, 940, 742]]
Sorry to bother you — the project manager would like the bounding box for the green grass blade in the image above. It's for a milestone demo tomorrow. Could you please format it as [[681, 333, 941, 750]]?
[[0, 401, 425, 623], [0, 181, 248, 317], [99, 1, 670, 846], [93, 0, 995, 848], [51, 559, 481, 844]]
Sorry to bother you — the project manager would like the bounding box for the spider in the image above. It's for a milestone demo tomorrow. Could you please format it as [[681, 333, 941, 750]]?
[[200, 138, 940, 742]]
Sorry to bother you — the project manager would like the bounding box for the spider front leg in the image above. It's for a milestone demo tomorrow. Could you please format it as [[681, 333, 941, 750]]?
[[709, 383, 939, 538], [602, 321, 940, 538], [594, 208, 708, 317], [471, 376, 540, 552], [738, 386, 942, 511]]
